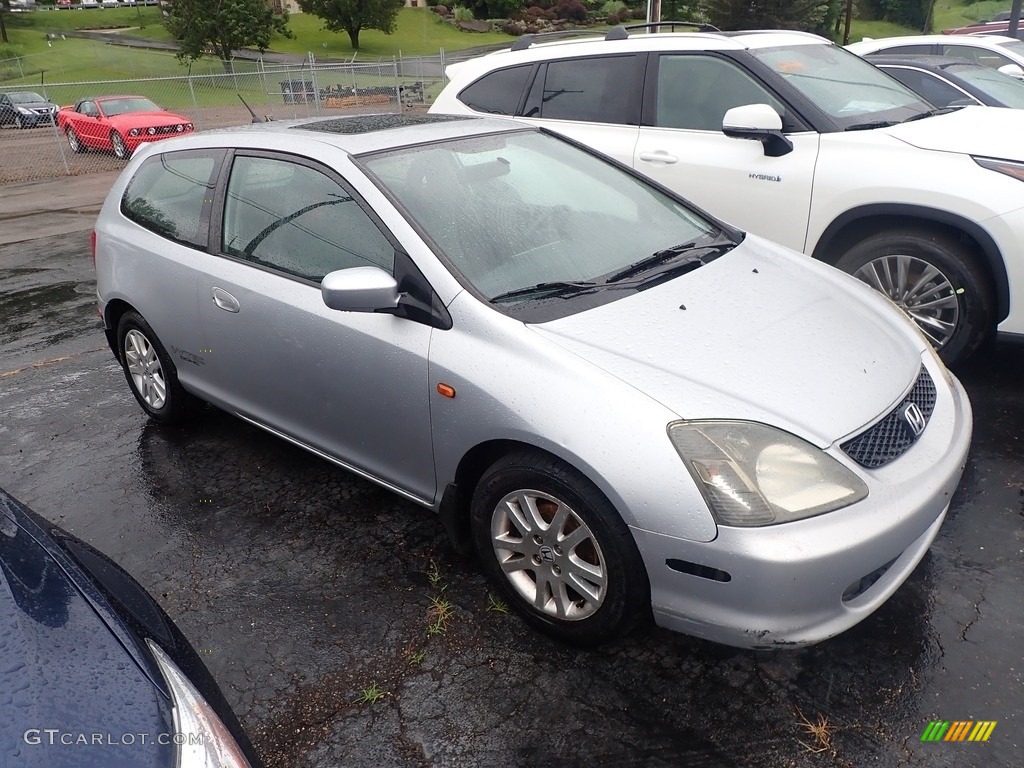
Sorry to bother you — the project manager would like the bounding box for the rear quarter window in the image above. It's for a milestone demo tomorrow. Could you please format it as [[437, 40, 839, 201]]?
[[459, 65, 533, 115], [121, 150, 221, 249]]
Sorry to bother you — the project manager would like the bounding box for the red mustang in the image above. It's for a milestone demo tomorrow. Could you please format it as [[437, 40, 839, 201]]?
[[57, 95, 194, 159]]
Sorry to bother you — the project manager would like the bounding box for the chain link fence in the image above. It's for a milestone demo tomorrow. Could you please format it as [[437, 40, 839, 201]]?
[[1, 45, 483, 184]]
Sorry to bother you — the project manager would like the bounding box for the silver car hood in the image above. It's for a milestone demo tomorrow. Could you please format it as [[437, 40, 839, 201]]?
[[530, 239, 922, 447], [883, 105, 1024, 159]]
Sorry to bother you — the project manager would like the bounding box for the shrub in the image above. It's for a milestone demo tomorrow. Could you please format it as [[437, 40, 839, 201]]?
[[555, 0, 587, 22], [600, 0, 627, 16], [453, 5, 476, 21]]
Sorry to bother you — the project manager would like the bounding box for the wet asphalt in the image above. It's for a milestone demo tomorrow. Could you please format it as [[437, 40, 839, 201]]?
[[1, 180, 1022, 767]]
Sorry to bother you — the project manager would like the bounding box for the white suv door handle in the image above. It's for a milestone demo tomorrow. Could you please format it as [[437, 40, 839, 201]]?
[[211, 286, 240, 313], [638, 150, 679, 165]]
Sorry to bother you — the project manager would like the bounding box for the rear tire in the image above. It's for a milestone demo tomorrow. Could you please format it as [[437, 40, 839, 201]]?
[[117, 311, 202, 424], [470, 450, 649, 645], [836, 228, 994, 366]]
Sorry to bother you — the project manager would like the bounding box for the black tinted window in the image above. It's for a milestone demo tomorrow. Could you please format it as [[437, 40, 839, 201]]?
[[121, 151, 219, 249], [528, 56, 639, 123], [222, 155, 393, 283], [459, 65, 532, 115], [877, 45, 934, 55], [654, 54, 784, 131], [881, 68, 971, 108]]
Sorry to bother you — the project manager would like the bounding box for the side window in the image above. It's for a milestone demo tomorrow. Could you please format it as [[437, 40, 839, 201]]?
[[527, 55, 639, 124], [881, 68, 972, 108], [121, 150, 219, 249], [879, 44, 934, 55], [222, 155, 393, 283], [940, 45, 1010, 69], [459, 65, 532, 115], [79, 101, 98, 116], [654, 55, 785, 131]]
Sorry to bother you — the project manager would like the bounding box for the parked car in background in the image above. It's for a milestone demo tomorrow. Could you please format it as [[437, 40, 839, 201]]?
[[847, 34, 1024, 75], [0, 91, 57, 129], [865, 55, 1024, 108], [100, 0, 120, 7], [93, 113, 971, 649], [0, 487, 256, 768], [56, 0, 73, 8], [432, 27, 1024, 364], [56, 95, 193, 159], [78, 0, 100, 8]]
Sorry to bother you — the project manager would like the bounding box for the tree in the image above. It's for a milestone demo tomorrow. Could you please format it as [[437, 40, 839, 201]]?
[[707, 0, 835, 36], [1, 0, 12, 45], [298, 0, 405, 50], [165, 0, 292, 68]]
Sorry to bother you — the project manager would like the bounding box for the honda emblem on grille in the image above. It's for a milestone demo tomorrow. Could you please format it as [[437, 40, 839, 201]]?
[[902, 403, 927, 437]]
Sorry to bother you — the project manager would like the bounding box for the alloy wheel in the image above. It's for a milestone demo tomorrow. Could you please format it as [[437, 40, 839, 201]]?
[[489, 489, 607, 620], [124, 329, 167, 410], [854, 254, 959, 349]]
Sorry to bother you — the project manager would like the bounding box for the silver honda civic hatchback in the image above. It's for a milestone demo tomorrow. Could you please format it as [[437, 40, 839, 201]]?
[[93, 114, 972, 649]]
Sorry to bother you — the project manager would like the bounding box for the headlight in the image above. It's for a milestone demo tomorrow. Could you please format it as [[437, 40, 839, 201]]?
[[129, 128, 141, 136], [973, 156, 1024, 182], [146, 640, 252, 768], [668, 421, 868, 527], [17, 107, 31, 115], [147, 126, 157, 135]]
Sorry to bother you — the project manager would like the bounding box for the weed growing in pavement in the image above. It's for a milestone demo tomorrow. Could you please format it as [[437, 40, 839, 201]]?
[[409, 648, 427, 666], [427, 595, 455, 635], [355, 682, 389, 706], [794, 708, 837, 755], [427, 559, 445, 591], [486, 593, 509, 614]]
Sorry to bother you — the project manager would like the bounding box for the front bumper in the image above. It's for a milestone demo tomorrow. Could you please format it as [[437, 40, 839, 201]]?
[[632, 361, 972, 649], [123, 129, 193, 152]]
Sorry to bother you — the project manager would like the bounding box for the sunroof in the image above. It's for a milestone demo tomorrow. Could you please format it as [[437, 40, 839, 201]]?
[[292, 114, 472, 135]]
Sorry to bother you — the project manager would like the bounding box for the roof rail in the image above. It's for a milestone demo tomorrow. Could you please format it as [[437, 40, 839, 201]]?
[[620, 21, 722, 35], [510, 28, 605, 52]]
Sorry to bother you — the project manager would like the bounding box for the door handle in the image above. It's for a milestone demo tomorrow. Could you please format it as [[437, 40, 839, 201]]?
[[211, 287, 240, 313], [638, 151, 679, 165]]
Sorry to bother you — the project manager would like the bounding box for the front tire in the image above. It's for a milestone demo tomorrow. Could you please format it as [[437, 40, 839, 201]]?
[[66, 127, 85, 153], [110, 131, 127, 160], [117, 311, 201, 424], [836, 228, 994, 366], [470, 450, 649, 645]]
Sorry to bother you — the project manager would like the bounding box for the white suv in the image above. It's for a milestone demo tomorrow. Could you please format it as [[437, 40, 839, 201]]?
[[431, 27, 1024, 364]]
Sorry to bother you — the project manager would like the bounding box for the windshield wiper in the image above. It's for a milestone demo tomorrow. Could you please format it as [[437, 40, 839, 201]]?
[[844, 120, 901, 131], [490, 280, 600, 303], [902, 106, 964, 123], [604, 237, 733, 283]]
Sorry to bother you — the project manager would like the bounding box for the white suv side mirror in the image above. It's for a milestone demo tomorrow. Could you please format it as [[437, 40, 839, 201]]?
[[722, 104, 793, 157], [997, 63, 1024, 80]]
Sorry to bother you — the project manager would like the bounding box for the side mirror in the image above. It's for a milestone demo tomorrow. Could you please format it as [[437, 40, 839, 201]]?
[[722, 103, 793, 157], [321, 266, 400, 313], [997, 63, 1024, 79]]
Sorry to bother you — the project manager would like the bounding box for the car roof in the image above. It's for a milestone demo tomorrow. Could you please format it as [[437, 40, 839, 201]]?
[[865, 54, 990, 69], [155, 113, 534, 156], [847, 34, 1021, 51], [446, 28, 833, 78]]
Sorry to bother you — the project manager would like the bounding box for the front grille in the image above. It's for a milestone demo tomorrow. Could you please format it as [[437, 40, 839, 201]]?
[[841, 369, 936, 469]]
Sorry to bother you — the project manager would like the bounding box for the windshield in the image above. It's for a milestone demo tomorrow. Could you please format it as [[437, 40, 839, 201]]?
[[361, 131, 726, 307], [10, 92, 45, 104], [100, 97, 160, 116], [949, 63, 1024, 107], [751, 44, 933, 128]]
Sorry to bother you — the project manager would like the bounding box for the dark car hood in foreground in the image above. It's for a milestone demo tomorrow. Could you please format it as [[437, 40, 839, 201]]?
[[0, 494, 174, 768]]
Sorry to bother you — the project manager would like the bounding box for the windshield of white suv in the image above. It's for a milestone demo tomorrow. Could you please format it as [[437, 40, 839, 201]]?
[[360, 131, 731, 310], [752, 44, 933, 129]]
